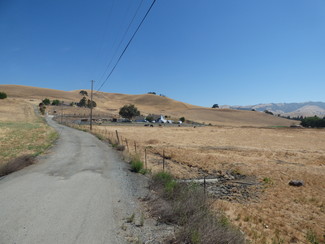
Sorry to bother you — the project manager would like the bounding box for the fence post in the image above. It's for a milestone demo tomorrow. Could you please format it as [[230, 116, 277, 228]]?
[[134, 141, 137, 153], [125, 139, 129, 151], [145, 148, 147, 169], [115, 130, 120, 145], [163, 149, 165, 171]]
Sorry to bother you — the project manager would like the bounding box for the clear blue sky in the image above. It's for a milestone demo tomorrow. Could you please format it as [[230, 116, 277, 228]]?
[[0, 0, 324, 107]]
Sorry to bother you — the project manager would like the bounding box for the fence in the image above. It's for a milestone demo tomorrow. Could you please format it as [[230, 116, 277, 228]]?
[[89, 126, 171, 173]]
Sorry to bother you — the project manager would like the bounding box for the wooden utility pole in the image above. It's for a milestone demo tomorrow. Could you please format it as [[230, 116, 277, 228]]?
[[90, 80, 94, 131]]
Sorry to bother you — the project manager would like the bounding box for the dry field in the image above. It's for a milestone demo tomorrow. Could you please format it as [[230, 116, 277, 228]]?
[[0, 98, 57, 168], [90, 124, 325, 243]]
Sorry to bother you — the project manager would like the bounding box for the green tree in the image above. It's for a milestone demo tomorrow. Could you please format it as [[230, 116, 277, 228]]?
[[0, 92, 7, 99], [78, 97, 87, 107], [87, 99, 96, 108], [179, 117, 185, 123], [79, 90, 88, 96], [42, 98, 51, 105], [119, 104, 140, 120], [264, 110, 274, 115], [51, 99, 61, 106], [301, 116, 325, 128], [212, 104, 219, 108]]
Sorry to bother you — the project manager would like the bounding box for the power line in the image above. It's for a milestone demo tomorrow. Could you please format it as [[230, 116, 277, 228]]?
[[97, 0, 145, 83], [89, 0, 116, 78], [96, 0, 157, 93]]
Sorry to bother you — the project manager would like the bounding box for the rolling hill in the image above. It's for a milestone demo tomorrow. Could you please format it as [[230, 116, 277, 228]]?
[[0, 85, 298, 127]]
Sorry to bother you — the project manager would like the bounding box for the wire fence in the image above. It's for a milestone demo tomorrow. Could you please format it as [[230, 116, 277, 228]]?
[[90, 126, 171, 173]]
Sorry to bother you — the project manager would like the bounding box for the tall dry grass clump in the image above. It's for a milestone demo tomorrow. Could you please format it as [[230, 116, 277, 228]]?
[[150, 171, 245, 244]]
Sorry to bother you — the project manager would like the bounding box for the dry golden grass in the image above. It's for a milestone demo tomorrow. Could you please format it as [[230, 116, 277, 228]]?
[[0, 98, 57, 167], [91, 125, 325, 243], [0, 84, 297, 127], [0, 98, 37, 122]]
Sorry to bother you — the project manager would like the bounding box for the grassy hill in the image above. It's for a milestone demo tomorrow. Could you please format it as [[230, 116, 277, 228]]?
[[0, 85, 297, 127]]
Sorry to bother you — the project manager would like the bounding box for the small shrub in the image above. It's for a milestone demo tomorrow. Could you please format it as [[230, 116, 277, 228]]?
[[0, 92, 7, 99], [263, 177, 273, 185], [152, 171, 174, 186], [131, 161, 143, 173], [165, 179, 177, 194], [306, 229, 320, 244], [130, 156, 144, 173]]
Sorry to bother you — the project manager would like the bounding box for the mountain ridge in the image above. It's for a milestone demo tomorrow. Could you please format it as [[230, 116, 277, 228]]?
[[222, 102, 325, 117]]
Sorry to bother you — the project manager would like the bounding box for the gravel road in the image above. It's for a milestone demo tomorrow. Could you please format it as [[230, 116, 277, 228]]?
[[0, 117, 150, 244]]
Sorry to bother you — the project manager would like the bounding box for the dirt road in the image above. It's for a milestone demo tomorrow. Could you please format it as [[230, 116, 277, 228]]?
[[0, 117, 146, 244]]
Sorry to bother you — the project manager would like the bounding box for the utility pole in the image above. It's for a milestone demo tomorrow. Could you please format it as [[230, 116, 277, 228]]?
[[90, 80, 94, 131], [60, 102, 63, 124]]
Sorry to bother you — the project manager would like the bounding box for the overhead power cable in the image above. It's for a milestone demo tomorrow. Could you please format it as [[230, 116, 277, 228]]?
[[96, 0, 157, 93], [89, 0, 116, 78], [97, 0, 145, 83]]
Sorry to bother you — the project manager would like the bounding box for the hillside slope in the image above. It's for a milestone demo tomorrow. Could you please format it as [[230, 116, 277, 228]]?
[[0, 85, 296, 127], [226, 102, 325, 117]]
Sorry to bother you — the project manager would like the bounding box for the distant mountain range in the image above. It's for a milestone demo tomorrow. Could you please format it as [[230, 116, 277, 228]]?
[[222, 102, 325, 118]]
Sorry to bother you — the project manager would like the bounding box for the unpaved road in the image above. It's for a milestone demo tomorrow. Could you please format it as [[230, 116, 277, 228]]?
[[0, 117, 146, 244]]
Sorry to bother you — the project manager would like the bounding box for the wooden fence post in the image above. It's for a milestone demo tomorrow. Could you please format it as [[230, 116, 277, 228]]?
[[125, 139, 129, 151], [145, 148, 147, 169], [115, 130, 120, 145], [163, 149, 165, 171]]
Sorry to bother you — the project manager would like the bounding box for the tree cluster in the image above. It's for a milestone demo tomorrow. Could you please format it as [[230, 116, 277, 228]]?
[[301, 116, 325, 128], [77, 97, 96, 108], [264, 110, 274, 115], [42, 98, 63, 106]]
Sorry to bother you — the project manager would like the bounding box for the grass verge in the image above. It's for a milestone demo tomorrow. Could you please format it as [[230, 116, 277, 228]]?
[[0, 121, 58, 176]]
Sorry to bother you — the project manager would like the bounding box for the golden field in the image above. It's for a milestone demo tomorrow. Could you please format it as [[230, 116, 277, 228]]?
[[0, 98, 57, 167], [90, 124, 325, 243]]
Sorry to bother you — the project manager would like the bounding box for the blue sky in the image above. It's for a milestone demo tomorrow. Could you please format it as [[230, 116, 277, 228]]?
[[0, 0, 324, 107]]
